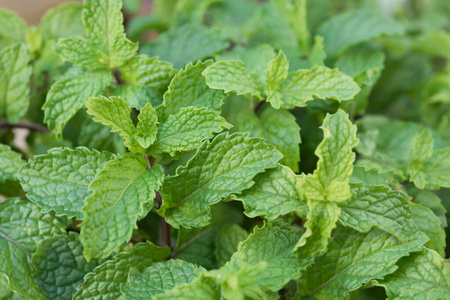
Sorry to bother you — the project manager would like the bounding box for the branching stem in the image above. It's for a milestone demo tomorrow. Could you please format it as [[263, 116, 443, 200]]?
[[0, 122, 49, 134]]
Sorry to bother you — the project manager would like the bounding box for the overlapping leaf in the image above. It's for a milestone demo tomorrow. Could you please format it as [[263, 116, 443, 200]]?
[[0, 144, 23, 182]]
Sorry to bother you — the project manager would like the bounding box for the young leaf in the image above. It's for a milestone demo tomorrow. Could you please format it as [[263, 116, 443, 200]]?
[[376, 248, 450, 299], [279, 66, 360, 109], [0, 43, 32, 123], [56, 0, 137, 69], [214, 224, 248, 266], [159, 132, 283, 229], [408, 129, 434, 188], [73, 242, 170, 300], [308, 36, 326, 66], [121, 259, 206, 299], [85, 96, 143, 153], [149, 107, 231, 157], [135, 102, 158, 149], [43, 69, 111, 138], [265, 50, 289, 109], [80, 155, 164, 260], [40, 3, 84, 41], [0, 198, 66, 299], [0, 9, 27, 46], [31, 232, 101, 300], [17, 147, 114, 219], [158, 60, 226, 122], [296, 226, 428, 299], [236, 165, 307, 220], [142, 24, 228, 69], [152, 282, 219, 300], [113, 84, 161, 110], [0, 143, 24, 182], [202, 60, 264, 97]]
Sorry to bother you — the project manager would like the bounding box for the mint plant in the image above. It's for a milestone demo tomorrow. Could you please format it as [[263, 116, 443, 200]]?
[[0, 0, 449, 299]]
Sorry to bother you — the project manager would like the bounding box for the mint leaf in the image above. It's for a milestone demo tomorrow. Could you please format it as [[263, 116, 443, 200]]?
[[158, 60, 226, 122], [149, 107, 231, 157], [121, 259, 206, 299], [113, 84, 161, 110], [0, 43, 32, 123], [0, 198, 66, 299], [80, 155, 164, 260], [135, 102, 158, 149], [31, 232, 100, 300], [43, 69, 111, 138], [18, 147, 114, 219], [214, 224, 248, 266], [279, 66, 360, 109], [317, 10, 404, 56], [73, 242, 170, 300], [202, 60, 264, 98], [296, 226, 428, 299], [308, 36, 326, 66], [0, 10, 26, 46], [159, 132, 283, 228], [265, 50, 289, 109], [40, 3, 84, 41], [236, 165, 306, 220], [152, 282, 219, 300], [376, 248, 450, 299], [56, 0, 137, 69], [0, 144, 24, 182], [142, 24, 228, 69]]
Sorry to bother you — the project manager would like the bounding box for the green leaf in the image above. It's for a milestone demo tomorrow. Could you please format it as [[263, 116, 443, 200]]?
[[202, 60, 264, 98], [339, 184, 422, 244], [0, 10, 27, 46], [376, 248, 450, 299], [18, 147, 114, 220], [135, 102, 158, 149], [265, 50, 289, 109], [296, 226, 428, 300], [0, 198, 66, 299], [149, 107, 231, 157], [85, 96, 143, 153], [317, 10, 404, 56], [80, 155, 164, 260], [308, 36, 326, 67], [214, 224, 248, 266], [40, 3, 84, 41], [413, 190, 447, 228], [0, 144, 24, 182], [152, 282, 219, 300], [120, 55, 177, 94], [31, 232, 101, 300], [56, 0, 137, 69], [236, 165, 307, 220], [279, 66, 360, 109], [229, 220, 312, 292], [121, 259, 206, 299], [113, 84, 161, 110], [158, 60, 226, 122], [410, 203, 446, 257], [0, 43, 32, 123], [43, 69, 111, 138], [159, 133, 283, 228], [73, 242, 170, 300], [142, 24, 228, 69]]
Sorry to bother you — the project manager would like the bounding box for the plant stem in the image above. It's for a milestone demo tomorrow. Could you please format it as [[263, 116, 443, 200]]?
[[0, 122, 49, 134], [156, 192, 171, 248], [254, 101, 265, 114], [113, 68, 126, 85]]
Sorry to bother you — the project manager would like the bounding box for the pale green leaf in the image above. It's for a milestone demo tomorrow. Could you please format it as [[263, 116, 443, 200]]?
[[0, 198, 66, 299], [158, 60, 226, 122], [317, 10, 404, 56], [214, 224, 248, 266], [43, 69, 111, 138], [413, 190, 447, 228], [40, 3, 84, 41], [159, 132, 283, 228], [412, 148, 450, 190], [202, 60, 264, 97], [80, 155, 164, 260], [409, 129, 434, 175], [149, 107, 231, 157], [73, 242, 170, 300], [54, 38, 105, 69], [308, 36, 326, 67], [0, 144, 24, 182], [31, 232, 100, 300], [236, 165, 306, 220], [85, 96, 143, 153], [335, 48, 385, 85], [0, 43, 32, 123], [152, 282, 219, 300], [143, 24, 228, 69], [0, 10, 27, 46], [279, 66, 360, 109], [376, 248, 450, 300], [121, 259, 206, 299], [410, 203, 446, 257], [229, 220, 312, 292], [265, 50, 289, 107], [135, 102, 158, 149], [113, 84, 161, 110], [18, 147, 114, 220], [120, 55, 177, 93], [296, 226, 428, 300], [237, 107, 301, 172]]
